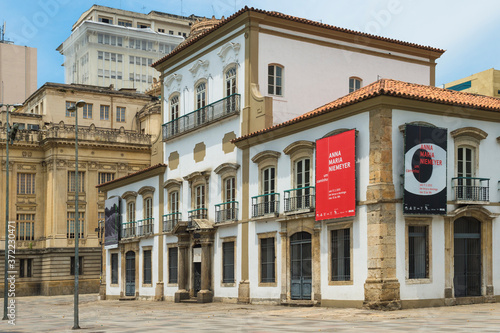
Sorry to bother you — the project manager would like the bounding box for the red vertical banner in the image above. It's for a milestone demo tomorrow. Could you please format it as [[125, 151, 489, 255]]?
[[315, 129, 356, 221]]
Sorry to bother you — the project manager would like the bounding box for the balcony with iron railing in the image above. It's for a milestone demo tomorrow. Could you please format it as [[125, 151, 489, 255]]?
[[163, 212, 182, 232], [162, 94, 240, 140], [452, 177, 490, 204], [252, 193, 280, 218], [122, 221, 137, 239], [137, 218, 154, 236], [215, 201, 239, 223], [188, 208, 208, 228], [284, 186, 315, 213]]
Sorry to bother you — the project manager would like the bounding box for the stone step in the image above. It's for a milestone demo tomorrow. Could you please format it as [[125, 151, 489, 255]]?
[[281, 300, 317, 307], [180, 297, 199, 304], [118, 297, 136, 301]]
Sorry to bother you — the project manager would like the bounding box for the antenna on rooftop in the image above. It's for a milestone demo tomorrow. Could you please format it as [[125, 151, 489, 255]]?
[[0, 21, 12, 44], [141, 5, 146, 14], [181, 0, 184, 16], [212, 5, 216, 17]]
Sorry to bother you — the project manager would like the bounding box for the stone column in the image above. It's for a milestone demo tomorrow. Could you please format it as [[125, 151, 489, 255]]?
[[197, 231, 213, 303], [363, 108, 401, 310], [174, 233, 190, 302]]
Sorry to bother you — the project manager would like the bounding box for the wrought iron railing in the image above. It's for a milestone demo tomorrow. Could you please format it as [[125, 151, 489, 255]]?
[[215, 201, 239, 223], [252, 193, 280, 218], [284, 186, 315, 213], [452, 177, 489, 202], [137, 218, 154, 236], [163, 212, 181, 232], [188, 208, 208, 228], [122, 221, 137, 239], [162, 94, 240, 140]]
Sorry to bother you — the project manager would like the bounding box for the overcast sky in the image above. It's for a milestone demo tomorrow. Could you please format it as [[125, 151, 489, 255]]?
[[1, 0, 499, 89]]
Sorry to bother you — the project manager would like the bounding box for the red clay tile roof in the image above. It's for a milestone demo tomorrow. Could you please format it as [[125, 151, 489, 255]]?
[[152, 7, 444, 68], [233, 79, 500, 143], [96, 163, 167, 188]]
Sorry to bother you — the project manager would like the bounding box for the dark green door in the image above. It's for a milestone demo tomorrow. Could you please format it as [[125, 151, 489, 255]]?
[[290, 232, 312, 300]]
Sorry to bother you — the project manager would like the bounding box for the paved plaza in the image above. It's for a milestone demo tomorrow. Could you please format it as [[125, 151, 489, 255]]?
[[1, 294, 500, 332]]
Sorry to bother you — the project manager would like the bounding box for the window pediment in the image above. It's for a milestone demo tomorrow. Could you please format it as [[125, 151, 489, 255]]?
[[164, 179, 182, 191], [451, 127, 488, 141], [251, 150, 281, 165], [121, 191, 137, 202], [283, 140, 315, 156], [183, 170, 210, 183], [189, 60, 210, 77], [322, 128, 359, 138], [165, 73, 182, 89], [138, 186, 155, 197], [214, 163, 240, 175]]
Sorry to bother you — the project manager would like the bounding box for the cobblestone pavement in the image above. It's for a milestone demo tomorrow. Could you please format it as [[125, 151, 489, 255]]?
[[1, 294, 500, 332]]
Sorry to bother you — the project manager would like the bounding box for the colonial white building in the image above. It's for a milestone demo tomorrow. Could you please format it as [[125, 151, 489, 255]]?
[[58, 5, 202, 92], [95, 8, 500, 309]]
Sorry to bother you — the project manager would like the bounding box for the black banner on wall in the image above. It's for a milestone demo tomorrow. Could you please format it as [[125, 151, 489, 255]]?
[[404, 124, 447, 215], [104, 196, 121, 248]]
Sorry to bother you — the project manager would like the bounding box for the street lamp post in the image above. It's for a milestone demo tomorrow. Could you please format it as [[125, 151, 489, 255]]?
[[1, 103, 22, 321], [67, 100, 85, 330]]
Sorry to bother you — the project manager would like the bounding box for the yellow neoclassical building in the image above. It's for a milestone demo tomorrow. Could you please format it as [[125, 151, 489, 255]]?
[[0, 82, 160, 296]]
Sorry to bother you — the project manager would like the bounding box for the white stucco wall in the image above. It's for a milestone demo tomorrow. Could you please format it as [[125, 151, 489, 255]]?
[[104, 176, 160, 297], [392, 109, 500, 300], [258, 28, 432, 125]]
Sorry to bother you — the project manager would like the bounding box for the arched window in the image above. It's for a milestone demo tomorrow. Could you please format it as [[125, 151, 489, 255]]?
[[225, 66, 237, 96], [196, 82, 207, 110], [349, 77, 362, 93], [170, 95, 179, 121]]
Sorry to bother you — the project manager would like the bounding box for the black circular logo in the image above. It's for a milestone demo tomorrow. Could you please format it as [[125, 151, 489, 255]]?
[[412, 149, 433, 183]]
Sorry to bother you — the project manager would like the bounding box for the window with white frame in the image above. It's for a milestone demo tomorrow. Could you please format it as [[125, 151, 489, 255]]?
[[144, 197, 153, 220], [225, 66, 237, 96], [169, 191, 179, 214], [349, 77, 362, 93], [196, 82, 207, 125], [195, 184, 205, 209], [268, 64, 283, 96], [127, 202, 135, 222]]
